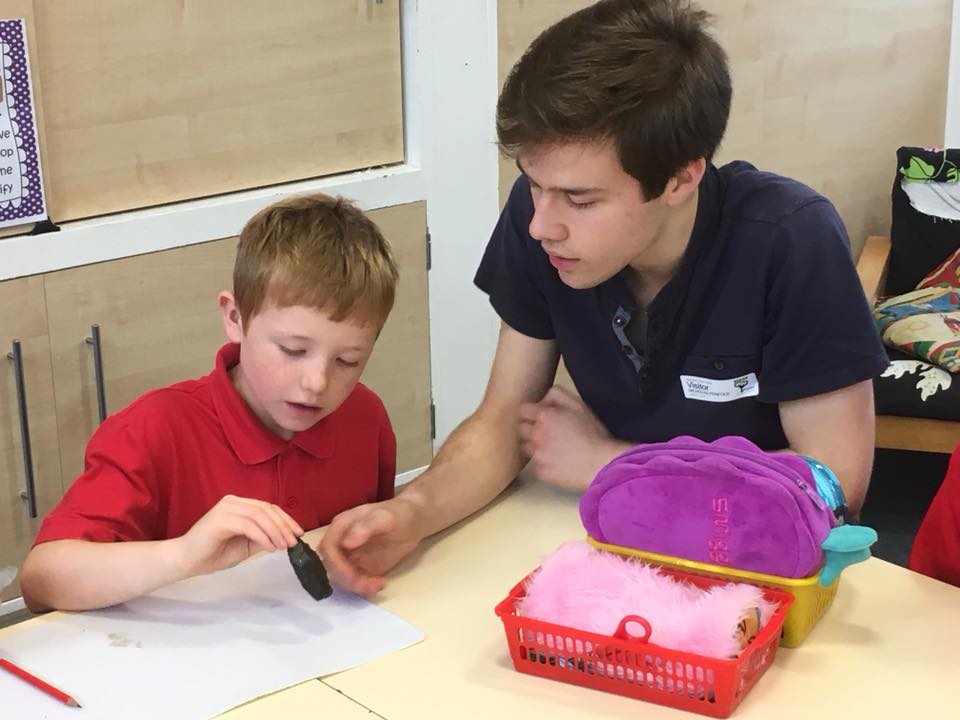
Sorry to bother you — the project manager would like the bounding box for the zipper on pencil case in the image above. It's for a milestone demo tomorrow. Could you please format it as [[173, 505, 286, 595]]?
[[623, 443, 828, 513]]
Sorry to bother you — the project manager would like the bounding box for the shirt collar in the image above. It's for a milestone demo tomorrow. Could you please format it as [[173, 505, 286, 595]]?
[[592, 165, 724, 393], [210, 343, 335, 465]]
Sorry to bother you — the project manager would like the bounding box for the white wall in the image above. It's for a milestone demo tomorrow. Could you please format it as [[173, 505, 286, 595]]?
[[416, 2, 501, 446]]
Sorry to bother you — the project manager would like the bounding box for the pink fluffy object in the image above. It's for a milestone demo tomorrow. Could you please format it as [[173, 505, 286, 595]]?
[[517, 541, 779, 659]]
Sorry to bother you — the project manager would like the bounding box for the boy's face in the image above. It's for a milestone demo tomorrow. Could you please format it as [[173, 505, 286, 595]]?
[[517, 140, 697, 290], [220, 296, 379, 439]]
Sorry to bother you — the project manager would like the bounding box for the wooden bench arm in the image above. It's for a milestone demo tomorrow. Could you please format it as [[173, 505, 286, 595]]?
[[858, 235, 891, 305]]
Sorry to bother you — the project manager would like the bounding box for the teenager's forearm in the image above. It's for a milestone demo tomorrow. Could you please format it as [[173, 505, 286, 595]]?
[[819, 452, 871, 516], [397, 407, 527, 540], [778, 381, 876, 517], [20, 538, 188, 612], [777, 445, 870, 516]]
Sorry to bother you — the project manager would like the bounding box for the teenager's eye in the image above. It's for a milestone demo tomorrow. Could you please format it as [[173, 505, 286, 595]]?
[[567, 196, 596, 209], [336, 358, 360, 368], [279, 345, 305, 357]]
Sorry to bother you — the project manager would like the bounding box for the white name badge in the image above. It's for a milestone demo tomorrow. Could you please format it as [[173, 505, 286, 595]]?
[[680, 372, 759, 402]]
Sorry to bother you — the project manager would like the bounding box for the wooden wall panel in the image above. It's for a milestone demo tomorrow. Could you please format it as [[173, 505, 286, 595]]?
[[706, 0, 950, 255], [31, 0, 404, 221]]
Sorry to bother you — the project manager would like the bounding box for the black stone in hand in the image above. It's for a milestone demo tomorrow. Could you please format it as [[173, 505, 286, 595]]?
[[288, 538, 333, 601]]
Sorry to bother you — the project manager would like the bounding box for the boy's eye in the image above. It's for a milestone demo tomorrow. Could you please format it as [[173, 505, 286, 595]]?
[[279, 345, 306, 357], [336, 358, 360, 368]]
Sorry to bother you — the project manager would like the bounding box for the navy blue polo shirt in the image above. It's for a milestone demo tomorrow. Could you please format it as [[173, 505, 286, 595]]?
[[474, 161, 888, 450]]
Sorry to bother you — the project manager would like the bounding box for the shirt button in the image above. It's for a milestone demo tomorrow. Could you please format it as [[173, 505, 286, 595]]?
[[614, 315, 626, 327], [713, 359, 726, 371], [621, 344, 633, 355], [286, 496, 299, 509]]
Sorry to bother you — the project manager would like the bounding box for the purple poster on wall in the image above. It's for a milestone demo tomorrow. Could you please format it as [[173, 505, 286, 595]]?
[[0, 18, 46, 229]]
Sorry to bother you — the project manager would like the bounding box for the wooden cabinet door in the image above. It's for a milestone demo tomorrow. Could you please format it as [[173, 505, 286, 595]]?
[[0, 276, 62, 600], [44, 239, 238, 486], [33, 0, 404, 221]]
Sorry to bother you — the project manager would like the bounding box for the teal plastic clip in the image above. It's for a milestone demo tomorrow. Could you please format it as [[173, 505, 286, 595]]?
[[801, 456, 878, 586]]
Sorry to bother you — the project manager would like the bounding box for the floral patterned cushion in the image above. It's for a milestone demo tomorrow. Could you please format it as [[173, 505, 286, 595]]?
[[873, 286, 960, 373]]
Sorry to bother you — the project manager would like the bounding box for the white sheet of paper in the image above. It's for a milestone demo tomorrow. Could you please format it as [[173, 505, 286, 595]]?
[[0, 552, 423, 719]]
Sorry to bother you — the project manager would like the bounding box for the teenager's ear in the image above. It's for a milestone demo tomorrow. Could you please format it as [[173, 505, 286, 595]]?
[[664, 157, 706, 207], [218, 291, 244, 343]]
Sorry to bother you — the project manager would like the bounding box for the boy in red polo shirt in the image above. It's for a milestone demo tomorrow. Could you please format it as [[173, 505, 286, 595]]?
[[20, 194, 399, 612]]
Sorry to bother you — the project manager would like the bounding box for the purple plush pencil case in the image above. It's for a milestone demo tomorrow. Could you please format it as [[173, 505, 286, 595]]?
[[579, 436, 834, 578]]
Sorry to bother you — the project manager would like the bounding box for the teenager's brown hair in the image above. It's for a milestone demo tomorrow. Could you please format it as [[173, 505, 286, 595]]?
[[497, 0, 731, 199], [234, 194, 398, 327]]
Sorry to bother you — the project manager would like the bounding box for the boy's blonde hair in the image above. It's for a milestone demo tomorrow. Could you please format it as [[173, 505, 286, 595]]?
[[234, 193, 398, 328]]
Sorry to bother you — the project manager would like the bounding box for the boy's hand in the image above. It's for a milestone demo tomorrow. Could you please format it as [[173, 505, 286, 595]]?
[[319, 497, 422, 597], [173, 495, 304, 577], [519, 385, 630, 491]]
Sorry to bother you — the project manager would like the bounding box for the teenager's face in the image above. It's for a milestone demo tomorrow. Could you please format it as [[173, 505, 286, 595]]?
[[220, 297, 378, 439], [518, 140, 675, 289]]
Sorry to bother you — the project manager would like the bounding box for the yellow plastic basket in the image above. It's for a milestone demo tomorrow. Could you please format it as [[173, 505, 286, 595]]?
[[586, 536, 839, 648]]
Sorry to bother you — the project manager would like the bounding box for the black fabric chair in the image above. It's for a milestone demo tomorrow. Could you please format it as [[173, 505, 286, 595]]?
[[858, 147, 960, 453]]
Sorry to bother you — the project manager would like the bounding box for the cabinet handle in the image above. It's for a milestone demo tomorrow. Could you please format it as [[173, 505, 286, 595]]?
[[6, 340, 38, 519], [84, 324, 108, 424]]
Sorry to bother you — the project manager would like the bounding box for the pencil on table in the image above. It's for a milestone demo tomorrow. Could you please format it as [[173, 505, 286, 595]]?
[[0, 658, 81, 708]]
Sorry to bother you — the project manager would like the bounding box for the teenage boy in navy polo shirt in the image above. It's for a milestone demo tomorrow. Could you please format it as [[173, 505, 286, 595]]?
[[20, 194, 399, 612], [320, 0, 887, 597]]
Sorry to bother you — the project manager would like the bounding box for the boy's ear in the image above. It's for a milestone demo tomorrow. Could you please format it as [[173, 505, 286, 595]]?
[[218, 291, 244, 343], [663, 157, 706, 207]]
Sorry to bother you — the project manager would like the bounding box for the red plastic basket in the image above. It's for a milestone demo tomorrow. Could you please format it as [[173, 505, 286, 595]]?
[[494, 567, 794, 718]]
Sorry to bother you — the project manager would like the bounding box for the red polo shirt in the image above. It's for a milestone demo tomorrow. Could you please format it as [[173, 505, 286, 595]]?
[[34, 343, 396, 544], [909, 443, 960, 587]]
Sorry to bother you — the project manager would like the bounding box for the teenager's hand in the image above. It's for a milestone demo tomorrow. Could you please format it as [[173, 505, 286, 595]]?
[[519, 385, 630, 491], [173, 495, 304, 577], [319, 496, 422, 597]]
